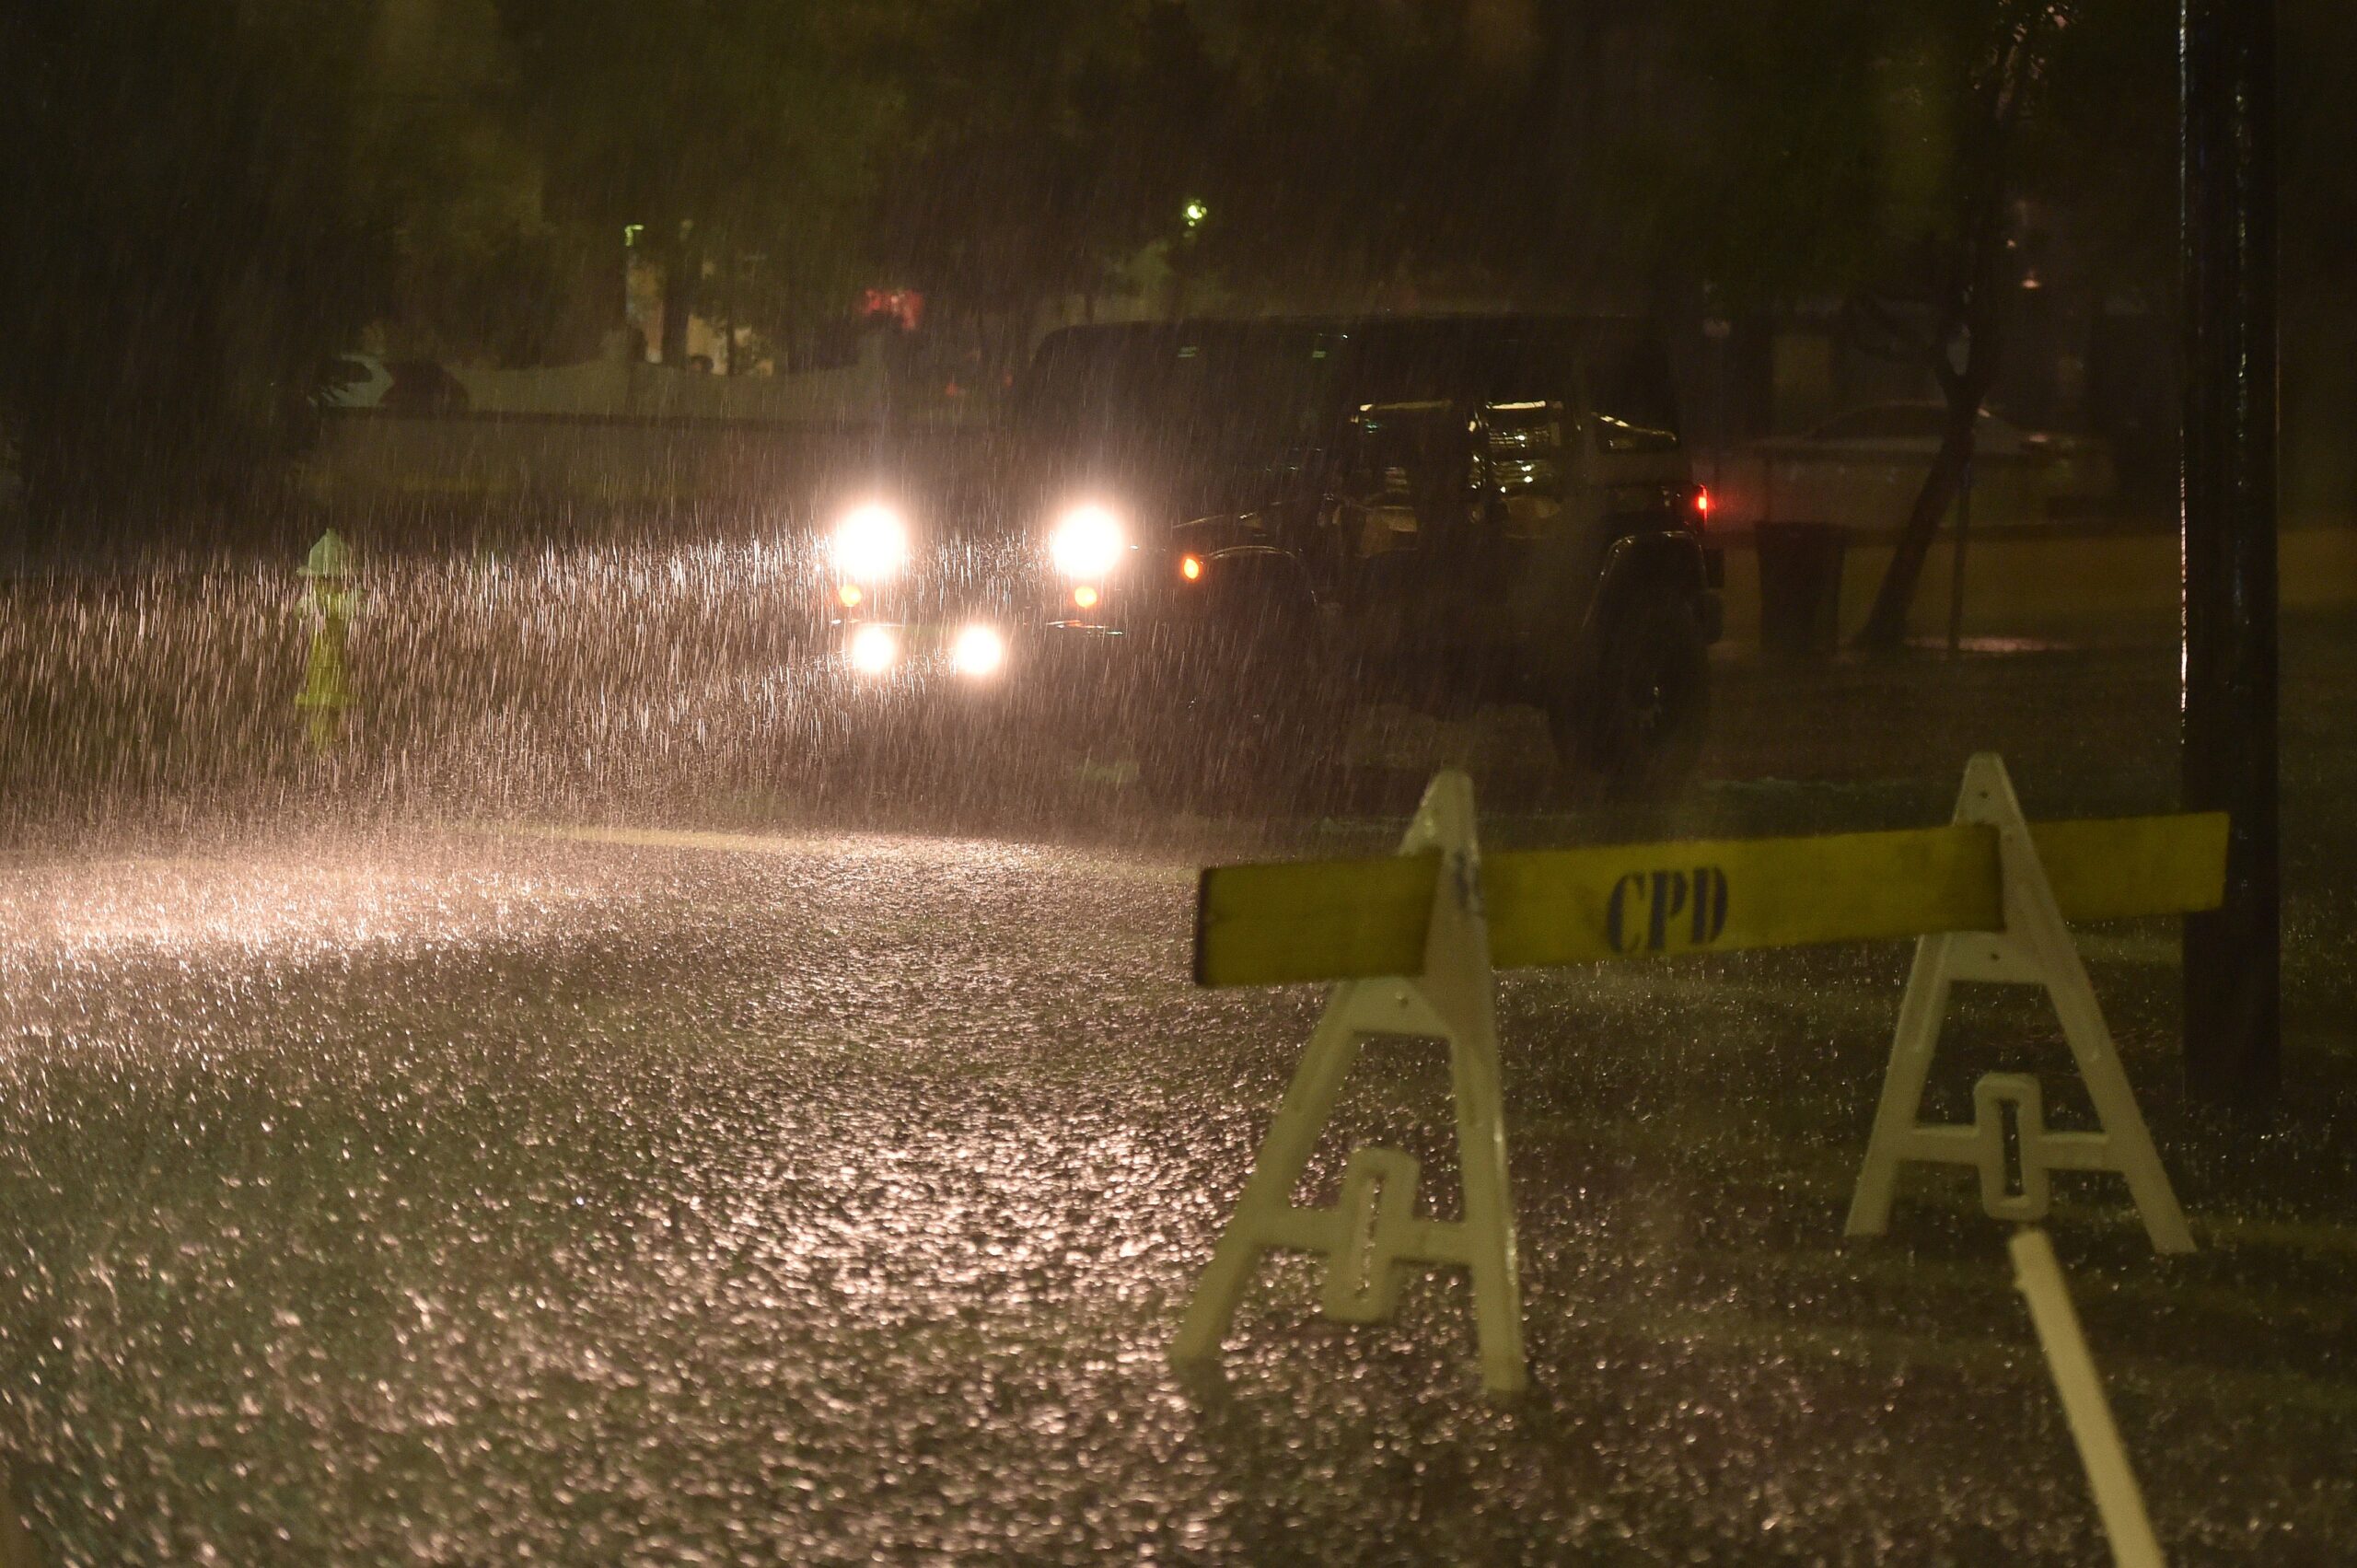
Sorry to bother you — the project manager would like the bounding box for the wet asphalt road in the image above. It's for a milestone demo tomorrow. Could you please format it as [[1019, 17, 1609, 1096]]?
[[4, 796, 2355, 1565], [3, 557, 2355, 1564]]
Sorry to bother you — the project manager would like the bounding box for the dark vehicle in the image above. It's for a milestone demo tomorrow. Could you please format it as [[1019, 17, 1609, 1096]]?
[[1002, 319, 1341, 793], [811, 493, 1016, 687], [1022, 315, 1721, 793]]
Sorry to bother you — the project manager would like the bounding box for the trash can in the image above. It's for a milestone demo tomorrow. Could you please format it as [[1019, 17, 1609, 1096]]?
[[1755, 521, 1847, 656]]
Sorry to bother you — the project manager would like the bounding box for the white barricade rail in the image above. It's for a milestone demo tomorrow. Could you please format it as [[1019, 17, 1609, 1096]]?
[[1170, 772, 1529, 1394], [1846, 755, 2195, 1254]]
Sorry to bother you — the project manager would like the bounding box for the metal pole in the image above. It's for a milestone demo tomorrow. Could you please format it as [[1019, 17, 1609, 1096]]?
[[1703, 316, 1732, 494], [1947, 458, 1974, 656], [2180, 0, 2280, 1107]]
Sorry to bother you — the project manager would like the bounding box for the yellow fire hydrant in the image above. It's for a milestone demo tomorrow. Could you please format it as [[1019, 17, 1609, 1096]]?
[[296, 528, 355, 751]]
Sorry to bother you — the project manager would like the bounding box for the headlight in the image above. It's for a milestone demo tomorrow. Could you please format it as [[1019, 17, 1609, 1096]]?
[[831, 503, 910, 583], [1049, 505, 1126, 579], [950, 623, 1006, 679], [847, 621, 899, 675]]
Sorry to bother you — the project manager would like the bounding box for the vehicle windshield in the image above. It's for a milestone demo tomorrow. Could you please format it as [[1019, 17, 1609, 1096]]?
[[1338, 318, 1681, 447], [1012, 324, 1339, 465]]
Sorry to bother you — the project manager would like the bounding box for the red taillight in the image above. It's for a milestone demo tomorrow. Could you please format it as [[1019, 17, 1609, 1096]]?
[[1690, 485, 1713, 526]]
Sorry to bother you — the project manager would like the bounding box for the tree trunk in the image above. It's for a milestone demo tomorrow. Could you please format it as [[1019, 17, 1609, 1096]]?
[[720, 279, 735, 377], [1854, 389, 1986, 650], [1852, 4, 2053, 652]]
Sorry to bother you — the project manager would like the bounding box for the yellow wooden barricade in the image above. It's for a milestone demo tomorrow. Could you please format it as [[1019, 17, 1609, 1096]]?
[[1179, 754, 2212, 1560], [1196, 814, 2226, 989], [1178, 755, 2225, 1399]]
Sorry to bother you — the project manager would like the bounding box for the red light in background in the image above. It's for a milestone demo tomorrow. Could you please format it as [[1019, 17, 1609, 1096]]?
[[859, 287, 925, 331], [1691, 486, 1713, 525]]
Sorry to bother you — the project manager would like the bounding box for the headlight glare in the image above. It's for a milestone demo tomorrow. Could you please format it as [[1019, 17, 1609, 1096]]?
[[847, 621, 899, 675], [1049, 505, 1126, 579], [831, 503, 910, 583], [950, 623, 1006, 678]]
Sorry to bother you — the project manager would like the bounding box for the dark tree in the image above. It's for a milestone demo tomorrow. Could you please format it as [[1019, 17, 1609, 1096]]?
[[0, 0, 385, 542], [1189, 0, 1674, 311], [871, 0, 1206, 366], [1666, 0, 2175, 648], [494, 0, 904, 368]]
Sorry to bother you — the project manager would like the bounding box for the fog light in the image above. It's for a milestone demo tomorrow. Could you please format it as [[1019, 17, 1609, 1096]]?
[[1073, 585, 1098, 610], [838, 583, 863, 609], [847, 622, 899, 675], [951, 623, 1005, 678]]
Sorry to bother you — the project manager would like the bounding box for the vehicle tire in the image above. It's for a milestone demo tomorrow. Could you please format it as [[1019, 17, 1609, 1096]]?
[[1555, 592, 1708, 796]]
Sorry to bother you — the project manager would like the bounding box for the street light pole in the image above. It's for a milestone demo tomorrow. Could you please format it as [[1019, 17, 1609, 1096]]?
[[2180, 0, 2280, 1107]]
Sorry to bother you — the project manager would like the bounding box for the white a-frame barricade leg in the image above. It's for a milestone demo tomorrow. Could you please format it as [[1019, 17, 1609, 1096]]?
[[1170, 770, 1527, 1394], [1846, 754, 2195, 1254]]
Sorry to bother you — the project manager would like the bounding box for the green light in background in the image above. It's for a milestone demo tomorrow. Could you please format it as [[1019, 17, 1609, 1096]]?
[[1182, 200, 1208, 230]]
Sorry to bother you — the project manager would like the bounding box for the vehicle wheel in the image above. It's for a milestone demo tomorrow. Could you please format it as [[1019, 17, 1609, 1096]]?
[[1555, 593, 1708, 796]]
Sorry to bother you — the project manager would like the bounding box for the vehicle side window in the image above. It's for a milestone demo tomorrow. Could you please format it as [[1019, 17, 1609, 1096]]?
[[1329, 401, 1468, 564], [1344, 401, 1454, 494], [1811, 410, 1878, 441], [1877, 406, 1946, 439], [1590, 411, 1680, 454], [1482, 400, 1566, 533]]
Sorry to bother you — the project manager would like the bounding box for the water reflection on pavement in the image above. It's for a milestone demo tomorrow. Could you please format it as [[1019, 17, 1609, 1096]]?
[[4, 812, 2354, 1565]]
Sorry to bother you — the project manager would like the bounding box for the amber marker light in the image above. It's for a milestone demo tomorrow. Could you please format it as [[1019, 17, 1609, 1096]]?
[[1180, 554, 1203, 581], [1073, 585, 1099, 610], [838, 583, 863, 608]]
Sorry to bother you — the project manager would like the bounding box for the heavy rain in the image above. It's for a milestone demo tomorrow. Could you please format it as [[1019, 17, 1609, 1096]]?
[[3, 2, 2353, 1563]]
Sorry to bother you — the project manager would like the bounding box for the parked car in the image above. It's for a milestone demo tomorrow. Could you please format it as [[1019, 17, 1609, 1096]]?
[[1741, 401, 2115, 529], [315, 354, 471, 414]]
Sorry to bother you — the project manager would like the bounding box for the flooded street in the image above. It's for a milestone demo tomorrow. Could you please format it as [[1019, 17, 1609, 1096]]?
[[8, 1, 2351, 1558], [2, 562, 2352, 1562]]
